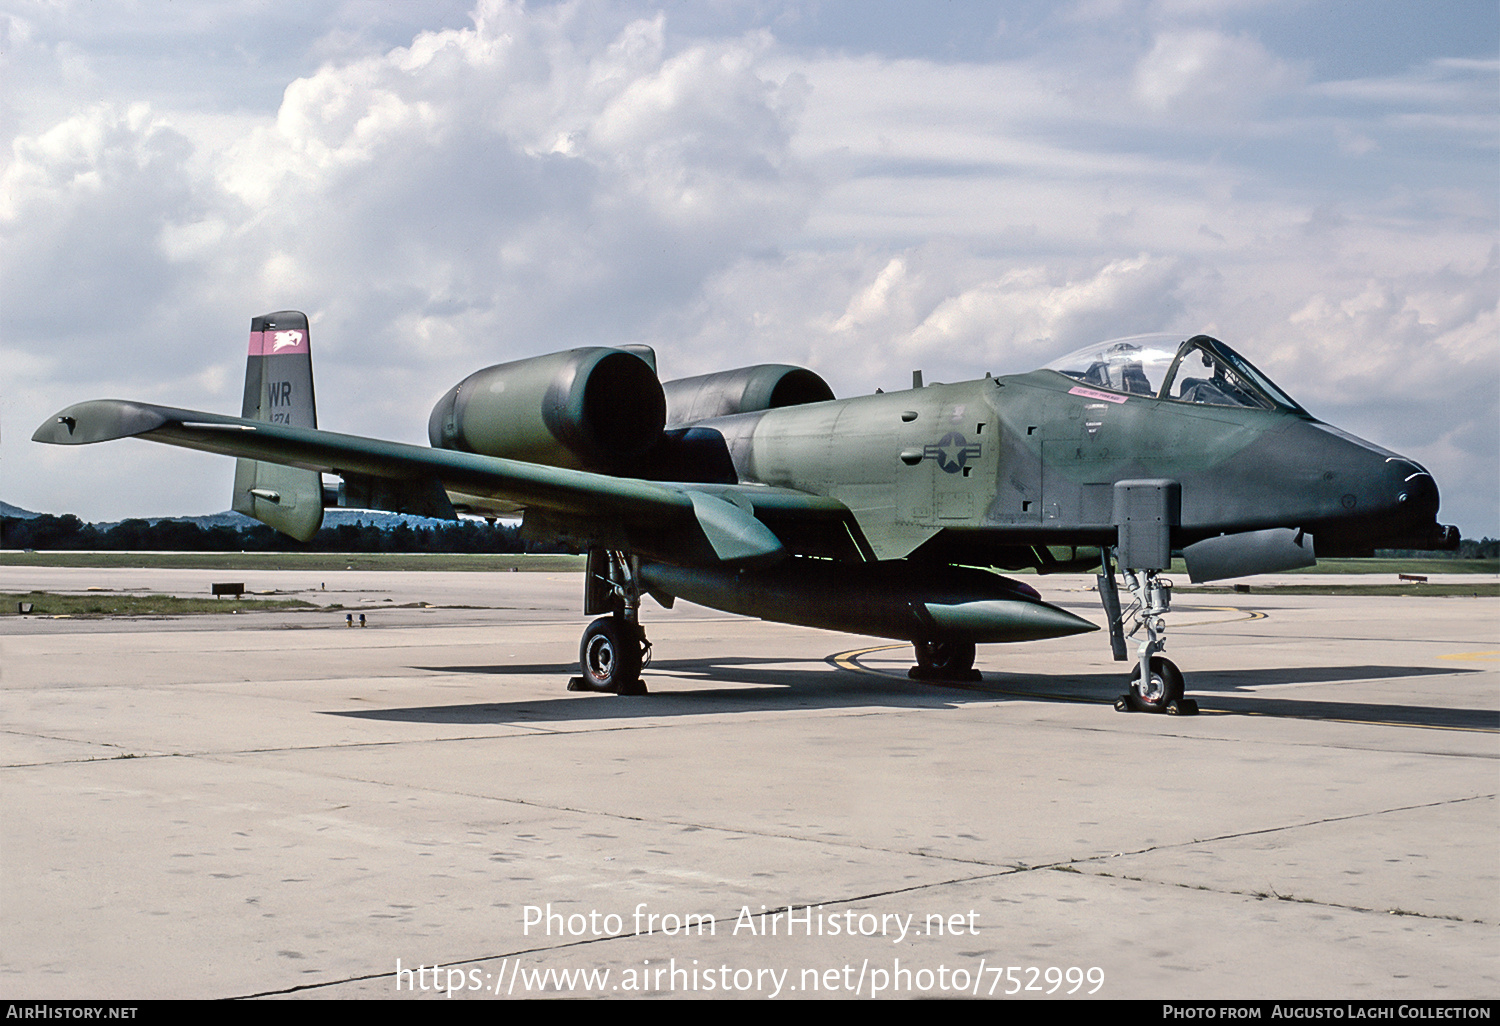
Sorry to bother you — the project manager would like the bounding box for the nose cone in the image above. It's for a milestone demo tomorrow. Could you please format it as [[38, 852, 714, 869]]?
[[1294, 422, 1457, 552], [1394, 465, 1440, 520], [1383, 462, 1459, 549]]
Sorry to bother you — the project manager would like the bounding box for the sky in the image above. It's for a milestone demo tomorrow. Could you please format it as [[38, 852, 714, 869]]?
[[3, 0, 1496, 538]]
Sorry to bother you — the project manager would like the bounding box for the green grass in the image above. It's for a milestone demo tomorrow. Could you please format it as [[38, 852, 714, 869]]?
[[1156, 556, 1496, 576], [3, 591, 319, 617], [1185, 582, 1499, 597], [0, 551, 588, 572], [1282, 557, 1497, 575], [0, 550, 1492, 580]]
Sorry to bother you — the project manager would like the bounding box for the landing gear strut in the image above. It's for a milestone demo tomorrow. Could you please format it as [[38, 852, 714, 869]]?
[[569, 550, 650, 695], [1108, 562, 1198, 715]]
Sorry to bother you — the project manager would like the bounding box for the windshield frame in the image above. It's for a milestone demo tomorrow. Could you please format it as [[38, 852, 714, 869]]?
[[1044, 334, 1304, 414]]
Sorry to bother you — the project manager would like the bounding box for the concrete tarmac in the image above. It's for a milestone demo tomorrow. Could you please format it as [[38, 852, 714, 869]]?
[[2, 568, 1495, 1000]]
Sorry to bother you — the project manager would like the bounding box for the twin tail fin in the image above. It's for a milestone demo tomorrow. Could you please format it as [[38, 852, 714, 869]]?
[[230, 311, 324, 541]]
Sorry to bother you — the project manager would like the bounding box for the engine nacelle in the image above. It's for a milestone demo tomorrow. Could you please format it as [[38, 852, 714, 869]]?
[[661, 364, 835, 427], [428, 348, 665, 472]]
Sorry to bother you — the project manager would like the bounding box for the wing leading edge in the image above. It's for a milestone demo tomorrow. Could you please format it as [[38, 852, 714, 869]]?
[[33, 398, 853, 566]]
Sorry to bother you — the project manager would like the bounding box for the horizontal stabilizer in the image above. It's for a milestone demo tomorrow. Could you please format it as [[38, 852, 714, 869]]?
[[339, 474, 457, 520]]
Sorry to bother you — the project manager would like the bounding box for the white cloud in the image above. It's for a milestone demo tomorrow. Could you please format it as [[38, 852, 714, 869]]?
[[1133, 28, 1300, 119], [1314, 57, 1500, 108], [905, 253, 1187, 357], [1283, 255, 1499, 405], [4, 1, 821, 480], [3, 1, 1495, 536], [0, 102, 213, 358]]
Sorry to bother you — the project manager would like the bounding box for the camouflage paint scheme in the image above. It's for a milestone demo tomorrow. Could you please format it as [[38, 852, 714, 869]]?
[[34, 314, 1456, 696]]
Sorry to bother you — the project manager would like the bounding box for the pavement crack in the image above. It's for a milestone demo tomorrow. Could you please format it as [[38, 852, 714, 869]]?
[[1051, 865, 1491, 926], [1059, 792, 1494, 867], [1037, 792, 1495, 925]]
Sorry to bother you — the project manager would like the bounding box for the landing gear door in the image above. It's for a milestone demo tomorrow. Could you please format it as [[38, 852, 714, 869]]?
[[1113, 479, 1180, 570]]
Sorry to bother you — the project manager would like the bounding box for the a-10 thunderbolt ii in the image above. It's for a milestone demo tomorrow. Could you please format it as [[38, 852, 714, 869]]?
[[34, 312, 1457, 712]]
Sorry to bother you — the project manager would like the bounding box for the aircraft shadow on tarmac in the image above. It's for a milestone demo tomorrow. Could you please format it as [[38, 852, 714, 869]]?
[[960, 664, 1494, 732], [324, 657, 1495, 732], [1169, 665, 1494, 731], [328, 656, 985, 724]]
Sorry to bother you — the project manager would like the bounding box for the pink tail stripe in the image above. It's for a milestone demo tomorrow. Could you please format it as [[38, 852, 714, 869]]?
[[248, 329, 309, 356]]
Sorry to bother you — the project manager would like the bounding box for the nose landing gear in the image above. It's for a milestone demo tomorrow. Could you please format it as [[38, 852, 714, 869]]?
[[1116, 653, 1195, 714], [1107, 563, 1199, 715]]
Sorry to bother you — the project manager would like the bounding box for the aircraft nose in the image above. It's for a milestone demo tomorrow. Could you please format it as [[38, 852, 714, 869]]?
[[1381, 461, 1459, 548], [1394, 465, 1439, 519], [1293, 423, 1410, 515], [1363, 451, 1444, 526], [1293, 422, 1457, 550]]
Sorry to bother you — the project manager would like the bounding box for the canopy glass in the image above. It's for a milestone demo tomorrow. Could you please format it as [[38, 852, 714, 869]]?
[[1045, 334, 1301, 413]]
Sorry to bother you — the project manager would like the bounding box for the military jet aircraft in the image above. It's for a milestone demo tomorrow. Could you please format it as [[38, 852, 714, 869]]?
[[34, 312, 1457, 712]]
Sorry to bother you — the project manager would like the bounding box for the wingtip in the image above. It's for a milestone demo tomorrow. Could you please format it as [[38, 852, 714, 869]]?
[[32, 401, 169, 445], [32, 413, 76, 444]]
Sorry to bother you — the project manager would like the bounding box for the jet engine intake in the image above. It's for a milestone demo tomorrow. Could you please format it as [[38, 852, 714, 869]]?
[[661, 365, 835, 427], [428, 348, 666, 472]]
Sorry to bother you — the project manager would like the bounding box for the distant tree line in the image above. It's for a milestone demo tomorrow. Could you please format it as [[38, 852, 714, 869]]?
[[4, 512, 1496, 559], [1377, 538, 1498, 560], [1, 514, 542, 553], [1467, 538, 1499, 559]]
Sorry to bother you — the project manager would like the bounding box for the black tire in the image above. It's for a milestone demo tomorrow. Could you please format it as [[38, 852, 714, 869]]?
[[579, 616, 644, 694], [1128, 656, 1183, 712], [914, 639, 977, 679]]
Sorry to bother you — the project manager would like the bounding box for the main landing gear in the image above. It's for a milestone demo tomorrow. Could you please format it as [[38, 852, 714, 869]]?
[[569, 551, 651, 695], [908, 638, 981, 682], [1106, 563, 1198, 716], [575, 615, 649, 695]]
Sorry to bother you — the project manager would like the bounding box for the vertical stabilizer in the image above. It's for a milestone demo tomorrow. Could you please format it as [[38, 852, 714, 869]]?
[[231, 311, 324, 541]]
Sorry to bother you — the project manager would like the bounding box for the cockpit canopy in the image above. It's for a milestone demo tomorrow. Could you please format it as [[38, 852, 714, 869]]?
[[1045, 334, 1302, 413]]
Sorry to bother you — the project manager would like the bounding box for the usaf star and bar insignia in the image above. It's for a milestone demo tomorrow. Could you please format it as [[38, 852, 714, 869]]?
[[922, 432, 981, 474]]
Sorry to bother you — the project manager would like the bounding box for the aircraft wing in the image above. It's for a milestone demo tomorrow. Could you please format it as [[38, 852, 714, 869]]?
[[32, 399, 852, 565]]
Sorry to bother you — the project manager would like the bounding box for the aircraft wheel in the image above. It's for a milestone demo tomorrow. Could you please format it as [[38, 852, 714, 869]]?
[[1128, 656, 1183, 713], [913, 639, 978, 680], [579, 616, 645, 695]]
